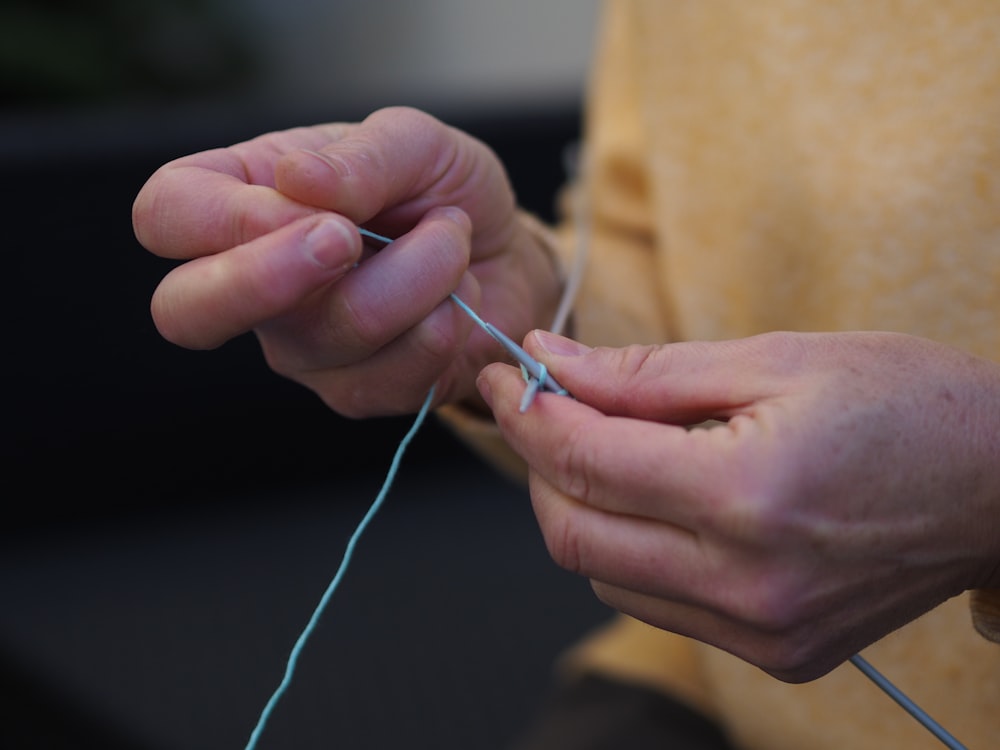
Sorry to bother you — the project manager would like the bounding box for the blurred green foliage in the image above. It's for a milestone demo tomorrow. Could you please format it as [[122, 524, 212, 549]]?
[[0, 0, 258, 109]]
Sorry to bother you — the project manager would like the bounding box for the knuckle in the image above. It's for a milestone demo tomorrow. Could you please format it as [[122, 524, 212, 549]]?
[[540, 506, 586, 576], [745, 331, 813, 377], [714, 493, 784, 548], [732, 572, 810, 633], [608, 345, 664, 401], [552, 416, 600, 505], [368, 104, 439, 130], [530, 473, 591, 577], [707, 447, 803, 546], [756, 634, 834, 683], [318, 291, 381, 355], [412, 328, 457, 364]]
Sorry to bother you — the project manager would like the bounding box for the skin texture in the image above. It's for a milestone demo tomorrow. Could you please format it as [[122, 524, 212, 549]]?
[[478, 329, 1000, 682], [132, 106, 561, 416]]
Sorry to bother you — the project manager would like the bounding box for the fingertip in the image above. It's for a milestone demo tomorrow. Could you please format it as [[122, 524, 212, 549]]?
[[149, 264, 226, 351], [302, 214, 362, 272], [476, 366, 496, 409], [407, 206, 472, 264], [476, 361, 528, 416]]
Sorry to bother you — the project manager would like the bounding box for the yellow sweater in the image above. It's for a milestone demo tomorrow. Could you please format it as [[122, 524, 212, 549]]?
[[445, 1, 1000, 747]]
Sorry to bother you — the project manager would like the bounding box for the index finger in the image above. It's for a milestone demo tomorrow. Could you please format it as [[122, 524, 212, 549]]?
[[132, 125, 350, 259]]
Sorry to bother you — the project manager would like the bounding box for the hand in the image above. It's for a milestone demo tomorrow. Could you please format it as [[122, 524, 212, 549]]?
[[132, 106, 561, 416], [478, 330, 1000, 682]]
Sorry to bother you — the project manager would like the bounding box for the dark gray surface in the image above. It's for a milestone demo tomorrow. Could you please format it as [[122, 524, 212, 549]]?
[[0, 455, 612, 750]]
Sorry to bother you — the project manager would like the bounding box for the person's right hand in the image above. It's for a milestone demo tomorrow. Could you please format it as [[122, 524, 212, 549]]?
[[132, 106, 562, 416]]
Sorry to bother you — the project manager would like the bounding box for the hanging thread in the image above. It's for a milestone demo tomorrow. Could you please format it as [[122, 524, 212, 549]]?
[[244, 384, 436, 750]]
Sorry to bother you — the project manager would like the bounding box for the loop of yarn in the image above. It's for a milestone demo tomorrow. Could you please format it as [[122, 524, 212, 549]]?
[[519, 363, 547, 412]]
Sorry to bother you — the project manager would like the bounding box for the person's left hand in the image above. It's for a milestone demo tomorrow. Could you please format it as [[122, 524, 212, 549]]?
[[477, 329, 1000, 682]]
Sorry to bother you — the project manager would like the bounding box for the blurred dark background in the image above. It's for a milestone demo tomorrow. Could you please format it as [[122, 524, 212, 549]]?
[[2, 2, 614, 748]]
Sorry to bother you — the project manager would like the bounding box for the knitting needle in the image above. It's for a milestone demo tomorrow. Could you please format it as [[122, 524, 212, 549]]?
[[849, 654, 967, 749], [356, 226, 570, 401], [483, 320, 569, 397]]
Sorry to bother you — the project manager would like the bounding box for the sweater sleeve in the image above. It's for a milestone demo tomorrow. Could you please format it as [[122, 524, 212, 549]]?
[[555, 0, 671, 350]]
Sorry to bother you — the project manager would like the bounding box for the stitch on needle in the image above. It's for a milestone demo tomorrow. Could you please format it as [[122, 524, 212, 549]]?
[[358, 226, 569, 409]]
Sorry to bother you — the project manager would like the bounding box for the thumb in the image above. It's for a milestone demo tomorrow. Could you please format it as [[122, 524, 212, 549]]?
[[524, 330, 778, 424], [274, 107, 514, 247]]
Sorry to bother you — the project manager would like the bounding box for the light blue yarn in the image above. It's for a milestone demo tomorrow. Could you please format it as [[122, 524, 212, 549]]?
[[244, 384, 437, 750]]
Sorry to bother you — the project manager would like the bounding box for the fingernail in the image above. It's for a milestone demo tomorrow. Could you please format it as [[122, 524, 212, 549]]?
[[304, 217, 356, 269], [532, 330, 592, 357]]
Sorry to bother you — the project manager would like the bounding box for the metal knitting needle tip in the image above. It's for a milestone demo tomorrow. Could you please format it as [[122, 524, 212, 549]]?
[[357, 226, 393, 245], [484, 323, 569, 396]]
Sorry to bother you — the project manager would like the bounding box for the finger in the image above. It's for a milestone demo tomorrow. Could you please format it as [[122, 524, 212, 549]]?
[[526, 459, 851, 681], [134, 155, 310, 260], [132, 124, 352, 259], [528, 456, 848, 682], [526, 467, 713, 600], [257, 206, 473, 372], [288, 272, 480, 418], [479, 361, 748, 528], [528, 463, 818, 629], [274, 107, 515, 253], [522, 330, 801, 424], [150, 213, 361, 350]]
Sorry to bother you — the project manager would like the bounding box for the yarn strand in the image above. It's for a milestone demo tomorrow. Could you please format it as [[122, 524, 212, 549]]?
[[244, 385, 437, 750]]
